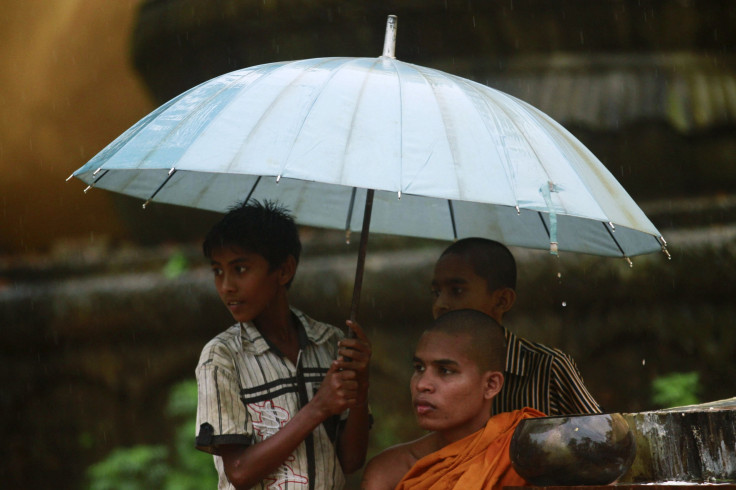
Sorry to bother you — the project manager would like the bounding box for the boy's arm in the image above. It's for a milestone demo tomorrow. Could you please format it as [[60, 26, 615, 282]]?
[[336, 320, 372, 473], [220, 361, 358, 489]]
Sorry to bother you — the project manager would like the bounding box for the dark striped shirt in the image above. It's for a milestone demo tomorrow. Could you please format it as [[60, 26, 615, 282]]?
[[195, 308, 346, 490], [492, 328, 602, 416]]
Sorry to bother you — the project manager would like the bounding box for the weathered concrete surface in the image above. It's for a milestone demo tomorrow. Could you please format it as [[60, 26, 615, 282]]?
[[622, 398, 736, 483]]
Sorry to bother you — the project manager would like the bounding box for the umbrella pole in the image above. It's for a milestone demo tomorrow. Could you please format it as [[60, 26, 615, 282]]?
[[348, 189, 375, 333]]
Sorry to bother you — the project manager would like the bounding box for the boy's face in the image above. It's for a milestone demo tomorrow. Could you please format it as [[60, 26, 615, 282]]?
[[411, 330, 491, 439], [210, 246, 286, 323], [431, 253, 501, 322]]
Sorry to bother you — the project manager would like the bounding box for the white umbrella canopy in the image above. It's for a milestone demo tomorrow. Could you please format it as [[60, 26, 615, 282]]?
[[70, 16, 668, 318]]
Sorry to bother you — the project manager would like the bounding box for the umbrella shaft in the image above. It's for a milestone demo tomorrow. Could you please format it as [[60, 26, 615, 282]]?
[[349, 189, 375, 332]]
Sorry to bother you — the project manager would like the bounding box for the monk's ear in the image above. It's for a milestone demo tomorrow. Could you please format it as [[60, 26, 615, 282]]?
[[483, 371, 504, 400]]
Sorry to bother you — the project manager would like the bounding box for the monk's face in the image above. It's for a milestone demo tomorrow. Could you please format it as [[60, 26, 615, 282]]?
[[411, 330, 491, 442]]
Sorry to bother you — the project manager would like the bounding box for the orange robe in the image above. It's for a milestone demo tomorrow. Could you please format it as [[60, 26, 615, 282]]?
[[395, 407, 546, 490]]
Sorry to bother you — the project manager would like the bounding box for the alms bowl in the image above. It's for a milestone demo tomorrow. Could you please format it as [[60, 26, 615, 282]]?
[[509, 412, 636, 486]]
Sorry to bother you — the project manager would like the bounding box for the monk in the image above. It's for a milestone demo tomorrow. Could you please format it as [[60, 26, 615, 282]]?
[[361, 309, 545, 490]]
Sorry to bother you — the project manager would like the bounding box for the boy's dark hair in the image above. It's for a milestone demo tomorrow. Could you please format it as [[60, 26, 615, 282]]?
[[440, 238, 517, 292], [430, 309, 506, 373], [203, 200, 301, 285]]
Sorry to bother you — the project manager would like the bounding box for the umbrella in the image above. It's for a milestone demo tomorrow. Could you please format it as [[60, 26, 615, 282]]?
[[69, 15, 669, 322]]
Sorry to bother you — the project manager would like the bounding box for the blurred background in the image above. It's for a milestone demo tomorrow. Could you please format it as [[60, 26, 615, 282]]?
[[1, 0, 735, 488]]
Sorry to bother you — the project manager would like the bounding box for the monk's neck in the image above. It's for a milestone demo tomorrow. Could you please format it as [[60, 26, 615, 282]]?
[[437, 416, 490, 447]]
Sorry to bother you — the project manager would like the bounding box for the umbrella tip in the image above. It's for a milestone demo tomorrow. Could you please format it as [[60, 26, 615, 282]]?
[[658, 236, 671, 259], [382, 15, 397, 58]]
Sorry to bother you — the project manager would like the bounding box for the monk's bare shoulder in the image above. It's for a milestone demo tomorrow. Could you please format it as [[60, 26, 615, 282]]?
[[361, 433, 442, 490]]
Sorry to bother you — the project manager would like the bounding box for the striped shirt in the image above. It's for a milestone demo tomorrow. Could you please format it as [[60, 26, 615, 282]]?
[[195, 308, 347, 490], [492, 328, 602, 416]]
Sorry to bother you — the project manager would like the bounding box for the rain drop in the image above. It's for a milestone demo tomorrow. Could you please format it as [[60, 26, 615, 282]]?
[[642, 359, 646, 366], [561, 301, 567, 307]]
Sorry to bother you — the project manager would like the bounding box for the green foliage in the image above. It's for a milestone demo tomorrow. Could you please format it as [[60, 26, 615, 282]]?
[[86, 380, 216, 490], [368, 404, 410, 452], [651, 371, 700, 408], [87, 446, 169, 490], [163, 251, 190, 279]]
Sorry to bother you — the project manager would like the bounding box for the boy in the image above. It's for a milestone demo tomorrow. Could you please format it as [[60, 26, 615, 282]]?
[[361, 309, 545, 490], [430, 237, 601, 416], [195, 200, 371, 490]]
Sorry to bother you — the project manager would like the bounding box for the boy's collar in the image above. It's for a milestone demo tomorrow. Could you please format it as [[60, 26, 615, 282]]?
[[504, 328, 523, 374], [238, 307, 337, 355], [504, 328, 543, 376]]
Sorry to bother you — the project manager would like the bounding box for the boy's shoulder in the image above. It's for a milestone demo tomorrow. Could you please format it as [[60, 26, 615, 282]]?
[[197, 323, 244, 367], [509, 328, 574, 362]]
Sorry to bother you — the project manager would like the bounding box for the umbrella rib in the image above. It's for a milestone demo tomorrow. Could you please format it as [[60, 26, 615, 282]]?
[[345, 187, 358, 232], [383, 57, 404, 195], [338, 58, 386, 185], [447, 200, 458, 240], [243, 176, 263, 204], [475, 80, 607, 219], [410, 67, 466, 200], [449, 74, 522, 207], [148, 70, 268, 170], [143, 168, 177, 208], [538, 211, 551, 239], [82, 169, 110, 193], [77, 96, 182, 176], [272, 58, 362, 179], [602, 221, 628, 258]]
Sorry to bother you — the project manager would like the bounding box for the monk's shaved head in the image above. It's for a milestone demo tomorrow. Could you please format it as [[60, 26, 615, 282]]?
[[427, 309, 506, 373]]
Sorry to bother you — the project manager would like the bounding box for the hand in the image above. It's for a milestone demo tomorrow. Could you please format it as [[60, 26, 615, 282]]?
[[311, 361, 359, 417], [336, 320, 371, 405]]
